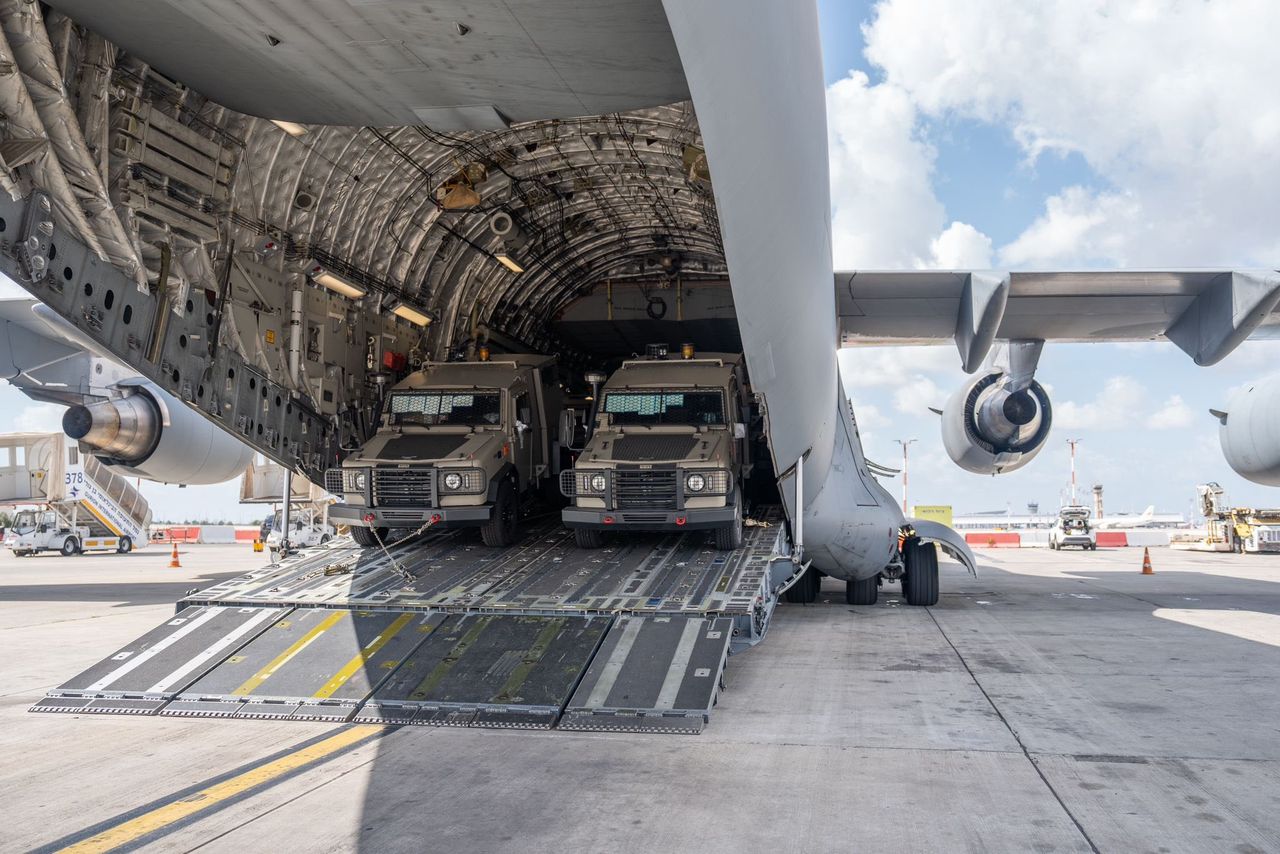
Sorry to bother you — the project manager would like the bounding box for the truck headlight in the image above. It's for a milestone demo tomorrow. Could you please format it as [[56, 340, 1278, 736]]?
[[581, 472, 607, 493], [439, 469, 485, 493], [685, 473, 706, 493], [342, 468, 368, 492]]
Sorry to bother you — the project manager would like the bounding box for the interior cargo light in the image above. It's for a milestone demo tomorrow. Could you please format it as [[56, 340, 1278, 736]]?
[[304, 259, 367, 299], [391, 301, 431, 327], [494, 253, 524, 273], [270, 119, 309, 137], [478, 344, 491, 361], [681, 342, 696, 360]]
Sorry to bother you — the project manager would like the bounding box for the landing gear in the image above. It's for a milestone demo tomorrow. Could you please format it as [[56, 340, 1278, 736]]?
[[481, 479, 519, 547], [845, 573, 878, 605], [903, 538, 939, 606], [574, 527, 604, 549], [352, 526, 389, 547], [783, 566, 821, 603]]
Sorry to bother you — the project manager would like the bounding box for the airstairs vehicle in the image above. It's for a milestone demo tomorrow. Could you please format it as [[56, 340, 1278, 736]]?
[[0, 433, 151, 556]]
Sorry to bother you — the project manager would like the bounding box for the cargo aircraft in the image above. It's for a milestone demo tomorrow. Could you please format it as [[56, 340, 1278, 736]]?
[[1, 0, 1277, 610]]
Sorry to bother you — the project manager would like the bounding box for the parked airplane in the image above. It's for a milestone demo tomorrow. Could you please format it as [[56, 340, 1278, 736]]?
[[0, 0, 1276, 609], [0, 297, 252, 484]]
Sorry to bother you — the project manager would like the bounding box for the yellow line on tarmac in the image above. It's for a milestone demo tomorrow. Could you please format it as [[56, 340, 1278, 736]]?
[[232, 611, 348, 696], [57, 725, 381, 854], [313, 613, 417, 699]]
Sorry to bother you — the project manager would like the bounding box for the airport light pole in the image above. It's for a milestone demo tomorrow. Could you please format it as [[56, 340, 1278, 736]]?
[[1066, 438, 1081, 506], [895, 438, 917, 515]]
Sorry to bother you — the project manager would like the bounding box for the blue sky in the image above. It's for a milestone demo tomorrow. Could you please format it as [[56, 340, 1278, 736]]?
[[2, 1, 1277, 521]]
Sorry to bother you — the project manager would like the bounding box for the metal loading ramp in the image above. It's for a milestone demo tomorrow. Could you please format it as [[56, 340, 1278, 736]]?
[[31, 605, 289, 715], [34, 511, 787, 732], [562, 615, 735, 734]]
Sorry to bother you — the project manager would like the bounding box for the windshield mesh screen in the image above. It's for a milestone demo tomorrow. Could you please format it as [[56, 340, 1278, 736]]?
[[388, 392, 501, 426], [603, 391, 724, 425]]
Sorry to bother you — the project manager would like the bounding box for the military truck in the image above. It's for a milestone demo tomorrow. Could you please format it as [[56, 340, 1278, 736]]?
[[561, 349, 750, 550], [328, 354, 560, 548]]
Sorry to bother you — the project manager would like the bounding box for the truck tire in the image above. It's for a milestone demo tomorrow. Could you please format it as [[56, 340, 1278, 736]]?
[[846, 573, 878, 605], [351, 526, 388, 547], [320, 534, 333, 544], [61, 537, 80, 557], [574, 527, 604, 549], [481, 480, 519, 548], [117, 536, 132, 554], [903, 539, 939, 606], [714, 490, 745, 551]]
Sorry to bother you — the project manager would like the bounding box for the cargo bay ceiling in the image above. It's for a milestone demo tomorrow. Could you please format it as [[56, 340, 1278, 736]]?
[[12, 0, 729, 371]]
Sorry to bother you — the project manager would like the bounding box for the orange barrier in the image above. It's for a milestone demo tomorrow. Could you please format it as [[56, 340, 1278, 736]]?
[[966, 532, 1021, 548], [1096, 531, 1129, 548], [234, 528, 260, 542]]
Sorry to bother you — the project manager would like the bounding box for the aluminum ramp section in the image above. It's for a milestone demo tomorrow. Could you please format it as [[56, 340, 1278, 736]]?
[[162, 609, 444, 721], [31, 605, 288, 715], [561, 615, 734, 734], [354, 613, 610, 729]]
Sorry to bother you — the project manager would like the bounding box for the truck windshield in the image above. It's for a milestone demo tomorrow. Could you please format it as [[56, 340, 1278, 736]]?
[[387, 391, 502, 426], [12, 511, 36, 534], [603, 390, 725, 425]]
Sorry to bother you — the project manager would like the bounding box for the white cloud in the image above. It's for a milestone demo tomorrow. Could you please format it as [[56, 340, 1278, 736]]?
[[839, 346, 963, 389], [892, 375, 944, 415], [13, 403, 64, 433], [928, 221, 993, 269], [1056, 378, 1195, 432], [826, 70, 993, 269], [1147, 394, 1194, 430], [863, 0, 1280, 267]]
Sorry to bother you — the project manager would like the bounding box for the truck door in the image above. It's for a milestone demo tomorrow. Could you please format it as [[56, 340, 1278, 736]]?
[[513, 389, 535, 489]]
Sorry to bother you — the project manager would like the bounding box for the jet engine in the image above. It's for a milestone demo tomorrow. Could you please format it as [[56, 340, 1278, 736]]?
[[941, 371, 1053, 474], [62, 382, 254, 484], [1214, 374, 1280, 486]]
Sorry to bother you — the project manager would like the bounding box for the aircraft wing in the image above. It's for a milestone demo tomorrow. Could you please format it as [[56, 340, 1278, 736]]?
[[836, 269, 1280, 370]]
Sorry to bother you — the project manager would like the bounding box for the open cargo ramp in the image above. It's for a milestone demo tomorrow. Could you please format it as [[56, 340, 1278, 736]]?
[[33, 511, 788, 733]]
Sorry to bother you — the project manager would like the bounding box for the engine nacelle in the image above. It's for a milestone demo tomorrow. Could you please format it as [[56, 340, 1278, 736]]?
[[941, 371, 1053, 474], [1216, 375, 1280, 486], [62, 383, 254, 484]]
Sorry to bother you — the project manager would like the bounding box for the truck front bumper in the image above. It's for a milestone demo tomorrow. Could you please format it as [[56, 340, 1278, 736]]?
[[330, 503, 492, 529], [562, 506, 737, 531]]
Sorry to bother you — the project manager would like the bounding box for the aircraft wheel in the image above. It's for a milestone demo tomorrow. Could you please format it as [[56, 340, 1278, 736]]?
[[61, 537, 80, 557], [903, 539, 939, 606], [574, 527, 604, 549], [351, 526, 388, 547], [481, 480, 519, 547], [846, 573, 879, 605], [117, 536, 132, 554], [783, 566, 821, 604]]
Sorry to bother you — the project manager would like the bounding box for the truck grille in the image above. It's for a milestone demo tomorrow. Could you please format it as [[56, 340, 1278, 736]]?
[[324, 469, 343, 495], [613, 469, 677, 510], [373, 467, 434, 507]]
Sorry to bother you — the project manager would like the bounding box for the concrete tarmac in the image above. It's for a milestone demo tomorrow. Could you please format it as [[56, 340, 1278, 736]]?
[[2, 543, 1280, 853]]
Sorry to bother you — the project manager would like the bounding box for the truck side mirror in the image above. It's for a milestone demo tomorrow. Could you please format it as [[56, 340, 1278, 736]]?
[[733, 422, 747, 440]]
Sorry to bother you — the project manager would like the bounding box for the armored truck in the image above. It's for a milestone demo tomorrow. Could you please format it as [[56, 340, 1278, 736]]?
[[561, 350, 750, 550], [328, 354, 560, 548]]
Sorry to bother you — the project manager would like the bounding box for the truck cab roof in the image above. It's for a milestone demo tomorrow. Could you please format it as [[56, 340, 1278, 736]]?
[[606, 353, 743, 390], [393, 355, 556, 391]]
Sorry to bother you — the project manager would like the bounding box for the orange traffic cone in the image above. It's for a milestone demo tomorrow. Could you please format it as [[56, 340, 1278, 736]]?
[[169, 541, 181, 568], [1141, 547, 1153, 575]]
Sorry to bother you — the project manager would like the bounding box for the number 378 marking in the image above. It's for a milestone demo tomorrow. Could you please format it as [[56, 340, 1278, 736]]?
[[65, 472, 84, 485]]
